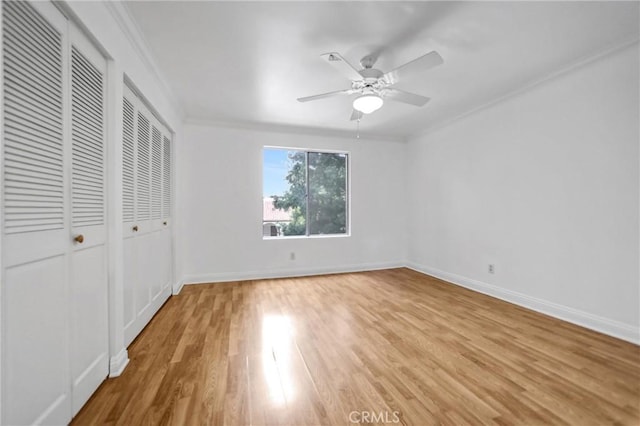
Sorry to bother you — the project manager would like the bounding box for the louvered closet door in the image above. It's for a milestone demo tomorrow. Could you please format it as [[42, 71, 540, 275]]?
[[2, 2, 110, 423], [122, 87, 138, 339], [68, 24, 109, 416], [135, 105, 154, 328], [149, 121, 164, 300], [2, 1, 72, 424], [122, 86, 173, 347], [160, 134, 172, 291], [122, 85, 153, 345]]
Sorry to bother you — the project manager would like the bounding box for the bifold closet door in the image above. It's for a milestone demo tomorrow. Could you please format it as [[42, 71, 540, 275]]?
[[68, 25, 109, 415], [122, 86, 173, 347], [2, 2, 70, 424], [122, 92, 138, 345], [160, 135, 172, 290], [2, 1, 108, 423]]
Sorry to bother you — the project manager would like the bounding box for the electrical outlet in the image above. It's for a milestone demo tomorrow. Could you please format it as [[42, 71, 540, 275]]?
[[290, 252, 295, 261], [488, 264, 495, 274]]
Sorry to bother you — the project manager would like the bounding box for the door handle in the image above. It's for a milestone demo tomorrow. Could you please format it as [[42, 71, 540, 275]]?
[[74, 234, 84, 244], [133, 225, 139, 232]]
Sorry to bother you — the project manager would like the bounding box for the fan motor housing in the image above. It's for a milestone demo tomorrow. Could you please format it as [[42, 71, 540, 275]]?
[[359, 68, 383, 79]]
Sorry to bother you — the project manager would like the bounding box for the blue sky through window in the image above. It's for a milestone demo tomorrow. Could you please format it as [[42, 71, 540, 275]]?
[[263, 148, 290, 197]]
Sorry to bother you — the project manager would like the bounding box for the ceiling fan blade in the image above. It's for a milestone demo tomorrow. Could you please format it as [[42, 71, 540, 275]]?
[[320, 52, 363, 81], [382, 51, 443, 85], [383, 88, 431, 107], [297, 89, 354, 103], [350, 109, 363, 121]]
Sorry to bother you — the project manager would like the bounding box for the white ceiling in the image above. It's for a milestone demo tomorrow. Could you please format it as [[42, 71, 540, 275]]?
[[126, 1, 639, 140]]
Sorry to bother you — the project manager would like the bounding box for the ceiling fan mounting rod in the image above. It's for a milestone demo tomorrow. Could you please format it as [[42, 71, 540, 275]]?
[[360, 54, 378, 69]]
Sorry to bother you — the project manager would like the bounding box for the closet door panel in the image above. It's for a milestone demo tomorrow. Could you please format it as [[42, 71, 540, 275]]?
[[2, 1, 71, 424], [124, 232, 157, 346], [160, 135, 172, 289], [160, 230, 172, 290], [68, 28, 108, 415], [135, 233, 154, 318], [5, 257, 70, 425], [122, 88, 138, 346], [150, 231, 164, 300], [123, 236, 137, 333], [69, 245, 108, 414]]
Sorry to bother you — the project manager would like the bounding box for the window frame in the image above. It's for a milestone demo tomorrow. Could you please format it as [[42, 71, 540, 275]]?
[[262, 146, 351, 239]]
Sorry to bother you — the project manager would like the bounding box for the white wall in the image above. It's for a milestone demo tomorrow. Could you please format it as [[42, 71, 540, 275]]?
[[407, 43, 639, 343], [176, 124, 406, 283]]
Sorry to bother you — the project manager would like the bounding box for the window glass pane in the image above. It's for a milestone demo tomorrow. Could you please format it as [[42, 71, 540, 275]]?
[[263, 148, 305, 237], [263, 148, 348, 238], [308, 152, 348, 235]]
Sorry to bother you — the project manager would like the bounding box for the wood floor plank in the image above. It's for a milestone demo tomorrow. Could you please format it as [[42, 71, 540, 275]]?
[[72, 268, 640, 425]]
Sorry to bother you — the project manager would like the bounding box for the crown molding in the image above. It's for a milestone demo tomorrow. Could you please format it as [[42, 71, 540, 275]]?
[[184, 117, 407, 143], [104, 1, 186, 121], [409, 36, 640, 141]]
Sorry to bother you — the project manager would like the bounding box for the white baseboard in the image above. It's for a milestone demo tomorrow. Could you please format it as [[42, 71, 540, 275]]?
[[109, 348, 129, 378], [176, 261, 639, 345], [181, 261, 405, 285], [406, 261, 640, 345], [172, 279, 184, 295]]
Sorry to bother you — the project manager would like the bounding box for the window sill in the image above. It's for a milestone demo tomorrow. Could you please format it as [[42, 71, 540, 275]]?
[[262, 233, 351, 241]]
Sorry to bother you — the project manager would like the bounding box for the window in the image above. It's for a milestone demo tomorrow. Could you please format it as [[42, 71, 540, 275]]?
[[263, 148, 349, 238]]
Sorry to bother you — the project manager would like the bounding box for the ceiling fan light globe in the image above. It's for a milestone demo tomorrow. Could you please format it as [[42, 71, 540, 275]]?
[[353, 94, 383, 114]]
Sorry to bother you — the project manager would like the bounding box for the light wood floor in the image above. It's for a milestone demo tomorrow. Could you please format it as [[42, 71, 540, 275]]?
[[72, 268, 640, 425]]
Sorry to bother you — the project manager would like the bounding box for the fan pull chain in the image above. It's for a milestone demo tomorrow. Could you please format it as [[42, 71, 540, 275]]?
[[356, 118, 360, 139]]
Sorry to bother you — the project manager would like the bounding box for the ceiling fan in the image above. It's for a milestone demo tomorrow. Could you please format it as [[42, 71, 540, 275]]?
[[297, 50, 443, 121]]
